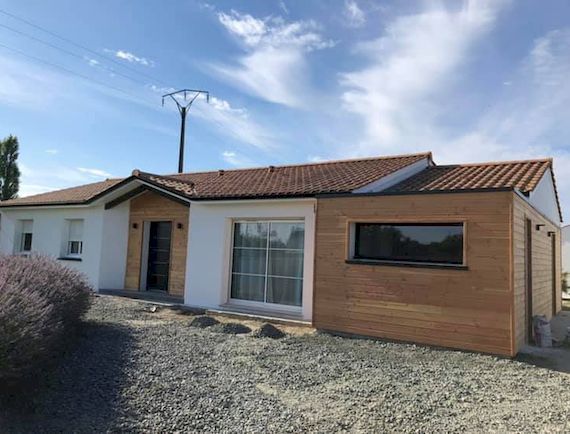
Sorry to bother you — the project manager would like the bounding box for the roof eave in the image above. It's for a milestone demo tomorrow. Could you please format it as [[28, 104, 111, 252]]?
[[316, 186, 516, 199]]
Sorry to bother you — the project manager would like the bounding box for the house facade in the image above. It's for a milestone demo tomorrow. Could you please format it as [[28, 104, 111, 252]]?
[[0, 152, 562, 356]]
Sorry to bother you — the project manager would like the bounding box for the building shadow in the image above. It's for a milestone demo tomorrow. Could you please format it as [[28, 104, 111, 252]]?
[[1, 320, 135, 433], [516, 346, 570, 374], [516, 309, 570, 374]]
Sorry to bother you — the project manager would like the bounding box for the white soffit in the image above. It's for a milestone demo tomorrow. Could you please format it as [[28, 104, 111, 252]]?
[[352, 157, 431, 194]]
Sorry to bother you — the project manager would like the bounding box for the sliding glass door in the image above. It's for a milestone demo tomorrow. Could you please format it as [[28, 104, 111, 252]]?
[[230, 221, 304, 308]]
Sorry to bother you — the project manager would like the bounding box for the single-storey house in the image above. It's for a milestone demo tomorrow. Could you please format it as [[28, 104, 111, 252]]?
[[0, 152, 562, 356]]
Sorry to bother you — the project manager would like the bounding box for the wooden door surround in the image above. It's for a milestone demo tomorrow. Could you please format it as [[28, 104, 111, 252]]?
[[124, 191, 189, 297]]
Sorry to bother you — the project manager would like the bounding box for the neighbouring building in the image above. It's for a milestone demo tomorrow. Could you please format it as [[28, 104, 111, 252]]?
[[0, 152, 562, 356]]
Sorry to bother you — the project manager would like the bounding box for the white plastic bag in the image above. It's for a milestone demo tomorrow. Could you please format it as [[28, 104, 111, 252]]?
[[533, 315, 552, 348]]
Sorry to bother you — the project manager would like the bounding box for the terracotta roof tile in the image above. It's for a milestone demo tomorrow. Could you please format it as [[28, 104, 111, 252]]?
[[386, 159, 551, 193], [1, 155, 561, 221], [163, 153, 430, 199], [0, 153, 429, 206], [0, 179, 124, 207], [386, 158, 562, 221]]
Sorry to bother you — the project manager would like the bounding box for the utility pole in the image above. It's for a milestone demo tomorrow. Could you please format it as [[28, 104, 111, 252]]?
[[162, 89, 209, 173]]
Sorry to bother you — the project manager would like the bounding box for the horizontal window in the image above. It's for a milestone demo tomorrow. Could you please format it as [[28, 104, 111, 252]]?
[[353, 223, 464, 265]]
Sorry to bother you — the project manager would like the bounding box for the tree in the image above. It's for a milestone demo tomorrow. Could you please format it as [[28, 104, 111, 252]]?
[[0, 135, 21, 200]]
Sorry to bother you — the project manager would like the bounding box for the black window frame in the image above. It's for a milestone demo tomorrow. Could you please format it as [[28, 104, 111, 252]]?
[[352, 222, 465, 266]]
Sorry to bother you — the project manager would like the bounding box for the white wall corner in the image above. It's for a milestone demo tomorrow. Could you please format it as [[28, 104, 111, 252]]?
[[528, 168, 561, 225], [352, 157, 430, 194]]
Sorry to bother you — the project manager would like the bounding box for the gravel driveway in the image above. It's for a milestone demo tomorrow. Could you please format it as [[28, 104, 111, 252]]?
[[3, 295, 570, 433]]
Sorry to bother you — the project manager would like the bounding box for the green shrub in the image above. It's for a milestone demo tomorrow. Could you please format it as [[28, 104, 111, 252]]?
[[0, 255, 92, 382]]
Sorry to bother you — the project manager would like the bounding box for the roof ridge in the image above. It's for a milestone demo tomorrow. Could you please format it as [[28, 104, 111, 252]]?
[[134, 170, 196, 186], [164, 152, 432, 177], [433, 158, 552, 168]]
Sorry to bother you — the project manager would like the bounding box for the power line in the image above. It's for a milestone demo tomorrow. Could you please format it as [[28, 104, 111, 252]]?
[[0, 22, 151, 86], [0, 41, 146, 101], [0, 8, 175, 88]]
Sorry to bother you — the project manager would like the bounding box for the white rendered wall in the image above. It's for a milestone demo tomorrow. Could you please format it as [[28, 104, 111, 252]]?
[[99, 202, 130, 289], [0, 206, 105, 289], [0, 203, 130, 291], [186, 199, 316, 321], [529, 169, 561, 225]]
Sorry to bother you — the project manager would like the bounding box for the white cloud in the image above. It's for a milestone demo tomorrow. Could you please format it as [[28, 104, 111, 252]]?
[[192, 96, 274, 150], [148, 84, 176, 95], [218, 11, 333, 50], [344, 0, 366, 28], [441, 28, 570, 215], [0, 54, 62, 109], [340, 0, 507, 155], [199, 2, 216, 12], [213, 10, 334, 107], [440, 29, 570, 161], [18, 164, 116, 198], [307, 155, 326, 163], [77, 167, 113, 178], [335, 2, 570, 216], [85, 57, 99, 67], [221, 150, 254, 167], [218, 11, 267, 46], [18, 183, 55, 197], [111, 50, 154, 67], [209, 95, 245, 115], [0, 50, 157, 112], [148, 84, 273, 149], [279, 1, 289, 15], [45, 149, 59, 155]]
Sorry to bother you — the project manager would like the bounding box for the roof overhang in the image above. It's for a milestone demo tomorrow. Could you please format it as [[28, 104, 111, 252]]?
[[0, 175, 192, 210], [102, 178, 191, 209], [317, 186, 516, 199]]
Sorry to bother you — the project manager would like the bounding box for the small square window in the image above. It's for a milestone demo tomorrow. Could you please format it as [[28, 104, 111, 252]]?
[[68, 240, 83, 255]]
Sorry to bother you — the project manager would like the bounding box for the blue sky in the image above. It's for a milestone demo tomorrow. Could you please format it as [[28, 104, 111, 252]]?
[[1, 0, 570, 217]]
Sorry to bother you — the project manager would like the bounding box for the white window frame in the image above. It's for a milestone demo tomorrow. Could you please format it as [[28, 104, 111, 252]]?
[[18, 220, 33, 254], [64, 219, 84, 259], [228, 219, 305, 314]]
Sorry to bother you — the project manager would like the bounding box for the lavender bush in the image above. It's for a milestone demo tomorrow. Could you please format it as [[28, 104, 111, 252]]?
[[0, 254, 92, 382]]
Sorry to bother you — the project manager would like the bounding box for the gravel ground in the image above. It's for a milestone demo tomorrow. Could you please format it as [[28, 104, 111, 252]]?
[[3, 295, 570, 433]]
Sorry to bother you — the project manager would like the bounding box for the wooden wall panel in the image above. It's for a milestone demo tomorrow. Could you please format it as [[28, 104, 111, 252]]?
[[313, 192, 515, 356], [124, 191, 189, 297], [512, 194, 561, 353]]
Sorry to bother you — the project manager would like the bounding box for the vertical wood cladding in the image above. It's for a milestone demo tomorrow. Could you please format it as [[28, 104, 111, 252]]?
[[124, 191, 189, 297], [512, 194, 561, 353], [313, 192, 514, 356]]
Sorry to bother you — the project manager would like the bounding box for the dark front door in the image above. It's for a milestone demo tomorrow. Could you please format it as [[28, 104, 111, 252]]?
[[146, 221, 172, 291]]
